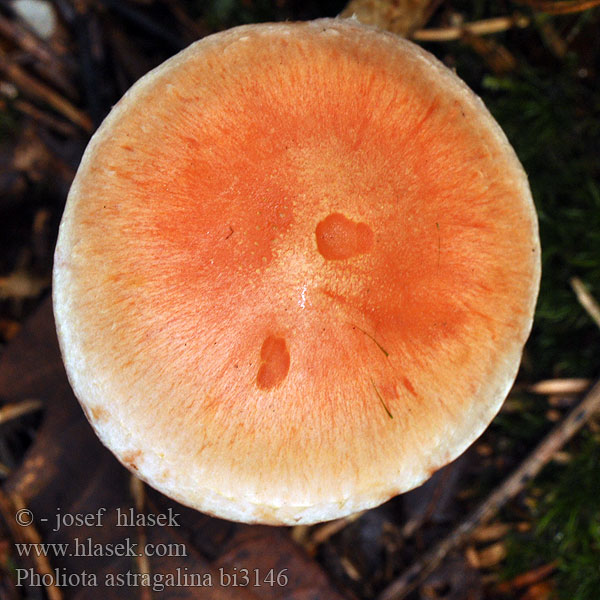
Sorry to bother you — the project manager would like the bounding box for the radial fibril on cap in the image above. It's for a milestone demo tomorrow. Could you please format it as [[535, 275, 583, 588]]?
[[53, 18, 541, 525]]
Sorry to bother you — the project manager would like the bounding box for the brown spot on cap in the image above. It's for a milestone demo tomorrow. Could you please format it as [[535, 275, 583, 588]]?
[[123, 450, 142, 471], [316, 213, 373, 260], [89, 405, 108, 422], [257, 335, 290, 390]]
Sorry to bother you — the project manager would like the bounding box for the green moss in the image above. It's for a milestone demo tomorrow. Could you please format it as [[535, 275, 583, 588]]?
[[481, 65, 600, 378], [491, 392, 549, 444], [503, 433, 600, 599], [443, 24, 600, 596]]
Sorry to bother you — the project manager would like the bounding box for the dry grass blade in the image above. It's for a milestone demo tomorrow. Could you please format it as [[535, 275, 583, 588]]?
[[0, 270, 50, 301], [472, 541, 507, 568], [528, 378, 591, 395], [536, 18, 569, 57], [378, 377, 600, 600], [0, 13, 55, 64], [570, 277, 600, 331], [462, 32, 518, 74], [130, 475, 153, 600], [0, 13, 75, 96], [13, 99, 79, 137], [472, 522, 511, 542], [518, 0, 600, 14], [0, 491, 63, 600], [496, 560, 558, 593], [0, 399, 43, 425], [305, 511, 366, 553], [0, 49, 92, 132], [413, 14, 530, 41]]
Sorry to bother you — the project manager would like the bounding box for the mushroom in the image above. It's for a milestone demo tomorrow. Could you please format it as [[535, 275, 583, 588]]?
[[53, 19, 541, 525]]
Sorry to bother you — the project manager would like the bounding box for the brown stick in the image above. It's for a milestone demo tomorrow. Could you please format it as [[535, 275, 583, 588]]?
[[13, 99, 79, 137], [518, 0, 600, 15], [496, 560, 558, 593], [0, 399, 43, 425], [0, 13, 55, 65], [378, 378, 600, 600], [0, 13, 77, 99], [307, 510, 365, 552], [0, 50, 92, 132], [412, 14, 530, 42], [130, 475, 153, 600], [528, 378, 591, 395], [0, 490, 63, 600], [571, 277, 600, 331]]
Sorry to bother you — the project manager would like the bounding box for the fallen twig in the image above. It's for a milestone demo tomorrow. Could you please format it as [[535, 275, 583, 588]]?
[[0, 12, 77, 98], [0, 270, 50, 301], [378, 378, 600, 600], [462, 31, 517, 74], [0, 399, 43, 425], [0, 490, 63, 600], [412, 14, 530, 42], [401, 466, 454, 538], [306, 510, 365, 552], [528, 378, 591, 395], [536, 17, 569, 58], [496, 560, 558, 593], [571, 276, 600, 331], [130, 475, 153, 600], [0, 49, 93, 132], [518, 0, 600, 15], [13, 99, 79, 137], [0, 13, 55, 65]]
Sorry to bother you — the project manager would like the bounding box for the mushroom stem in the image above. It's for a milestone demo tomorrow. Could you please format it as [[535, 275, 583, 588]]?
[[340, 0, 437, 36]]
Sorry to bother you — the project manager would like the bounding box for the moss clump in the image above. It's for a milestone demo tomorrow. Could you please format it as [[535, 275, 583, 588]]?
[[503, 433, 600, 599], [480, 64, 600, 379]]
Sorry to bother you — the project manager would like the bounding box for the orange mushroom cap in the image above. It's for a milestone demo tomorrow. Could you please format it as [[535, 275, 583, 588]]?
[[53, 19, 541, 525]]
